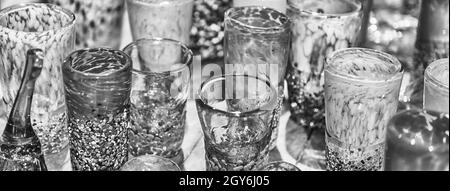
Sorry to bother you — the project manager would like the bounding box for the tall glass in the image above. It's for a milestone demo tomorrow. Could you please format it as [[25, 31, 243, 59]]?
[[62, 48, 132, 171], [424, 59, 449, 114], [126, 0, 194, 44], [197, 75, 278, 171], [233, 0, 287, 13], [224, 6, 291, 150], [49, 0, 126, 49], [386, 109, 449, 171], [0, 3, 75, 170], [324, 48, 403, 171], [285, 0, 362, 169], [123, 38, 193, 167]]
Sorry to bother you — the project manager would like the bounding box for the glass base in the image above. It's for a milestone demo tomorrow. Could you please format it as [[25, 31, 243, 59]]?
[[44, 143, 71, 171]]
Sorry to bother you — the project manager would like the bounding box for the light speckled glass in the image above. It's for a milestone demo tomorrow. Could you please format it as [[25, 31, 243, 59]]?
[[0, 3, 75, 170], [324, 48, 403, 171], [49, 0, 126, 49]]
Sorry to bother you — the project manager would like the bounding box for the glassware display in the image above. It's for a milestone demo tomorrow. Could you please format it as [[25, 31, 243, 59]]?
[[121, 155, 181, 171], [386, 109, 449, 171], [123, 38, 193, 167], [126, 0, 194, 45], [197, 75, 278, 171], [190, 0, 232, 62], [233, 0, 287, 13], [258, 161, 301, 171], [62, 48, 132, 171], [0, 49, 47, 171], [285, 0, 362, 169], [49, 0, 126, 49], [0, 3, 75, 171], [401, 0, 449, 108], [424, 59, 449, 114], [324, 48, 403, 171], [224, 6, 291, 150]]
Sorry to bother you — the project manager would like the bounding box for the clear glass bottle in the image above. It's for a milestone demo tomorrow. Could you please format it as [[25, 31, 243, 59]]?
[[0, 49, 47, 171]]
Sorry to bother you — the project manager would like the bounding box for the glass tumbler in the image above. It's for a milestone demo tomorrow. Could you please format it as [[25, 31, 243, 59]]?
[[0, 3, 75, 170], [286, 0, 363, 137], [197, 75, 278, 171], [49, 0, 126, 49], [324, 48, 404, 171], [63, 48, 132, 171], [386, 109, 449, 171], [224, 6, 291, 150], [126, 0, 194, 44], [123, 38, 193, 167], [424, 59, 449, 114]]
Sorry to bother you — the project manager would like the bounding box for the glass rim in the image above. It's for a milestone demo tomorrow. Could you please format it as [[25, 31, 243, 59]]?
[[225, 6, 291, 33], [121, 154, 181, 171], [288, 0, 362, 18], [63, 47, 132, 78], [0, 3, 76, 34], [325, 48, 404, 84], [425, 58, 449, 91], [197, 74, 278, 117], [122, 38, 193, 75], [125, 0, 193, 6]]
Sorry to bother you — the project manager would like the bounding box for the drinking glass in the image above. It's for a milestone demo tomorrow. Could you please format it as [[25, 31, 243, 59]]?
[[286, 0, 362, 140], [126, 0, 194, 44], [424, 59, 449, 114], [324, 48, 403, 171], [121, 155, 181, 171], [224, 6, 291, 150], [62, 48, 132, 171], [0, 3, 75, 170], [197, 75, 278, 171], [123, 38, 193, 167], [386, 109, 449, 171], [49, 0, 126, 49]]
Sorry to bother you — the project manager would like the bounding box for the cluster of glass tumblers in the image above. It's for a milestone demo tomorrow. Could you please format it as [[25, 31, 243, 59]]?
[[0, 0, 448, 171]]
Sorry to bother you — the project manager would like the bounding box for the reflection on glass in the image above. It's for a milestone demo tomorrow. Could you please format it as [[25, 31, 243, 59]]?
[[197, 75, 277, 171], [123, 38, 193, 167], [63, 48, 132, 171], [324, 48, 403, 171]]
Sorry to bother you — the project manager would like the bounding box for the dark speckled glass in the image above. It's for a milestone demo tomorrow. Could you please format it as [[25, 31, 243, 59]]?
[[62, 48, 132, 171], [0, 3, 75, 170], [49, 0, 125, 49]]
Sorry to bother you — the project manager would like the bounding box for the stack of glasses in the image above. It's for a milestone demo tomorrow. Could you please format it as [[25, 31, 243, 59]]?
[[0, 0, 448, 171]]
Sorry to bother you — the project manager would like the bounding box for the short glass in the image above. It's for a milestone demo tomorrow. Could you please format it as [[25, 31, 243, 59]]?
[[424, 58, 449, 114], [386, 109, 449, 171], [123, 38, 193, 166], [121, 155, 181, 171], [0, 3, 75, 170], [197, 75, 278, 171], [224, 6, 291, 150], [126, 0, 194, 44], [258, 161, 301, 171], [49, 0, 126, 49], [62, 48, 132, 171], [324, 48, 403, 171]]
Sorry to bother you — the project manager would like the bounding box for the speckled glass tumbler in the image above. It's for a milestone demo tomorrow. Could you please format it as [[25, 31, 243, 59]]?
[[286, 0, 362, 135], [424, 59, 449, 114], [63, 48, 132, 171], [197, 75, 277, 171], [126, 0, 194, 44], [224, 6, 291, 150], [49, 0, 125, 49], [123, 38, 193, 167], [0, 3, 75, 170], [324, 48, 403, 171]]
